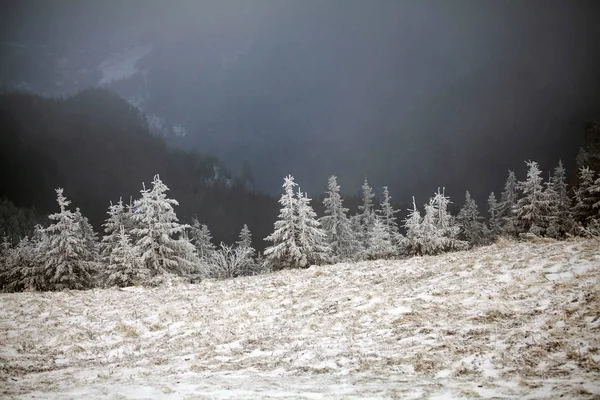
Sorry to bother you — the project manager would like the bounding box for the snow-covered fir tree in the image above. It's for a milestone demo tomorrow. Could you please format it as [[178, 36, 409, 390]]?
[[264, 175, 303, 270], [498, 170, 519, 236], [319, 176, 360, 261], [1, 236, 37, 292], [427, 188, 468, 252], [104, 226, 149, 287], [15, 225, 48, 292], [430, 188, 454, 229], [487, 192, 501, 237], [74, 207, 99, 262], [545, 160, 577, 238], [189, 217, 216, 261], [237, 224, 253, 250], [0, 236, 10, 288], [131, 175, 197, 277], [573, 166, 599, 228], [402, 197, 423, 256], [376, 186, 401, 243], [366, 218, 395, 260], [420, 202, 445, 255], [514, 161, 552, 236], [456, 190, 488, 246], [356, 178, 376, 246], [235, 224, 258, 276], [590, 174, 600, 222], [295, 188, 330, 267], [41, 189, 97, 291], [100, 199, 127, 258]]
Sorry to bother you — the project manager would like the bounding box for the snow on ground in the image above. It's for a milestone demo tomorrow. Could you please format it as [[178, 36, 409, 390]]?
[[1, 238, 599, 399]]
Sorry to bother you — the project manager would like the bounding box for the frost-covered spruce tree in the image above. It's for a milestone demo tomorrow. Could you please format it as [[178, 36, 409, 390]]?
[[366, 218, 395, 260], [101, 199, 127, 259], [403, 197, 423, 256], [74, 207, 99, 262], [13, 225, 48, 292], [264, 175, 303, 270], [104, 226, 149, 287], [573, 166, 599, 227], [428, 188, 468, 252], [420, 202, 445, 255], [189, 217, 216, 261], [456, 191, 488, 246], [41, 189, 97, 291], [0, 236, 10, 289], [430, 188, 453, 229], [237, 224, 253, 250], [498, 170, 519, 236], [1, 236, 37, 292], [376, 186, 401, 243], [295, 188, 330, 267], [590, 175, 600, 219], [356, 178, 377, 246], [545, 160, 577, 238], [487, 192, 501, 237], [514, 161, 552, 236], [320, 176, 360, 261], [131, 175, 197, 277], [235, 224, 258, 276]]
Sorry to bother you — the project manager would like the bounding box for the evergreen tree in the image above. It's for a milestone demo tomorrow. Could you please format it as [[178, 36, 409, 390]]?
[[430, 188, 454, 229], [1, 236, 38, 292], [235, 224, 258, 276], [41, 189, 97, 290], [104, 226, 149, 287], [131, 175, 197, 277], [402, 197, 423, 256], [456, 191, 488, 246], [366, 218, 395, 260], [295, 188, 330, 267], [264, 175, 303, 270], [376, 186, 401, 242], [420, 202, 445, 255], [101, 199, 126, 259], [514, 160, 552, 236], [498, 170, 519, 236], [590, 175, 600, 221], [189, 217, 217, 261], [573, 166, 599, 227], [546, 160, 577, 238], [487, 192, 501, 237], [74, 207, 99, 260], [357, 178, 376, 246], [320, 176, 360, 260], [428, 188, 468, 252], [237, 224, 253, 250], [0, 235, 10, 287]]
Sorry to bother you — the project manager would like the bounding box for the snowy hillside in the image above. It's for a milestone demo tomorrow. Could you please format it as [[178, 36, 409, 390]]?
[[1, 238, 599, 399]]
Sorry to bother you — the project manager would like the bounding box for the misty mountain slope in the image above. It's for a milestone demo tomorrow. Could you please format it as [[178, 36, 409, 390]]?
[[0, 90, 277, 248], [1, 238, 599, 399]]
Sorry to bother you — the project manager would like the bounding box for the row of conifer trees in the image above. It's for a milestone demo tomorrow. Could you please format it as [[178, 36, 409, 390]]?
[[1, 159, 599, 291]]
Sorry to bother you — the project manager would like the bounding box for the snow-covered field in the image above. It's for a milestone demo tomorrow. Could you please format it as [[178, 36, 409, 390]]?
[[1, 238, 599, 399]]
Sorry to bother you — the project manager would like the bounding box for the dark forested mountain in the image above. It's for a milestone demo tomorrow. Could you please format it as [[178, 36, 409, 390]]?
[[0, 89, 278, 250]]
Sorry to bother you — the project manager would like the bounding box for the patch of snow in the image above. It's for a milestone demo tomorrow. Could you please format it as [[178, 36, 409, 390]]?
[[1, 237, 599, 398]]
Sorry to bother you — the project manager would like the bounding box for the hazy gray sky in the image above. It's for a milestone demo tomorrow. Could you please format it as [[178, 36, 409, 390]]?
[[2, 0, 600, 205]]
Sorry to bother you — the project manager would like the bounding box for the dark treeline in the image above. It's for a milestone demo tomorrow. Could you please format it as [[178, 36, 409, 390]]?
[[1, 90, 597, 252], [0, 89, 278, 250]]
